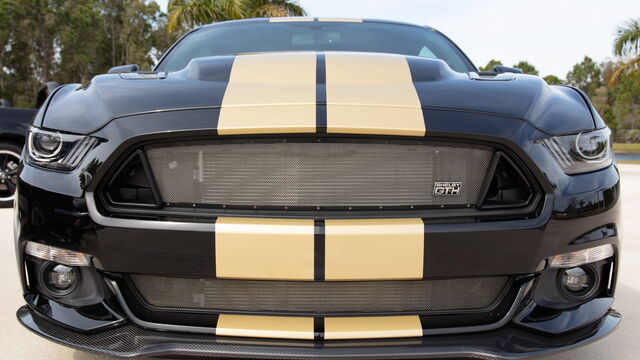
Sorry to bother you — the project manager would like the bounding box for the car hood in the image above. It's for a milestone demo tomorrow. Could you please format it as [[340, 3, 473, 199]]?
[[40, 51, 595, 135]]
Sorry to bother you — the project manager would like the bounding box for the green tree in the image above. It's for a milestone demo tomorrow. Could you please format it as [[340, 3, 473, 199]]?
[[97, 0, 167, 69], [168, 0, 306, 32], [543, 75, 563, 85], [512, 61, 539, 75], [0, 0, 64, 107], [16, 0, 62, 84], [0, 0, 19, 101], [479, 59, 502, 72], [566, 56, 602, 98], [593, 60, 640, 139], [0, 0, 170, 107], [595, 61, 618, 130], [244, 0, 306, 17], [611, 71, 640, 133], [610, 18, 640, 86], [55, 0, 103, 84]]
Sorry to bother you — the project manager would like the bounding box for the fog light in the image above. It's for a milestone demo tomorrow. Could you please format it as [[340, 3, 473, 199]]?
[[42, 263, 78, 296], [48, 264, 77, 290], [559, 266, 598, 299], [561, 267, 590, 292]]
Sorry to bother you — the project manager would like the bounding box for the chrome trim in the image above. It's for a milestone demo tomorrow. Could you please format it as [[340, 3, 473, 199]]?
[[109, 278, 534, 337], [87, 190, 551, 232], [86, 192, 215, 232]]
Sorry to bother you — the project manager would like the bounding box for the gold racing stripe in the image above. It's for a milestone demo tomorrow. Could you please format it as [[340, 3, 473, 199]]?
[[216, 314, 315, 340], [325, 52, 425, 136], [324, 316, 423, 340], [215, 217, 315, 280], [217, 53, 317, 135], [324, 218, 424, 280]]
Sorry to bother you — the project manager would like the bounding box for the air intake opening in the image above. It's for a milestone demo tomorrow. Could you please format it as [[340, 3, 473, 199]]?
[[106, 150, 160, 207], [144, 140, 495, 210], [480, 153, 532, 208]]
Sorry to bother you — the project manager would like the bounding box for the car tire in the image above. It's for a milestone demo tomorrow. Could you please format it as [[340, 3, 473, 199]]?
[[0, 141, 22, 208]]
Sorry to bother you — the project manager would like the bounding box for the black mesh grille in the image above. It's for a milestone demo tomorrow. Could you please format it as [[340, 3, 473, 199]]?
[[145, 141, 494, 209], [129, 275, 509, 314]]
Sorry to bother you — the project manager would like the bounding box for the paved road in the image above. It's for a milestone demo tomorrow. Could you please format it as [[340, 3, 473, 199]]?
[[1, 164, 639, 359]]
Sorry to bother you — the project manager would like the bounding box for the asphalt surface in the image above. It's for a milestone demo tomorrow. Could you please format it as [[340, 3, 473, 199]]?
[[1, 164, 638, 360]]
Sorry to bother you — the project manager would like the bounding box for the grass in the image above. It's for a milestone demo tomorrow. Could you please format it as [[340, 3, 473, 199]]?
[[614, 143, 640, 153]]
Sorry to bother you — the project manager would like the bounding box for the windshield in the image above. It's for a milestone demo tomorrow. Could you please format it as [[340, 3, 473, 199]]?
[[157, 21, 475, 73]]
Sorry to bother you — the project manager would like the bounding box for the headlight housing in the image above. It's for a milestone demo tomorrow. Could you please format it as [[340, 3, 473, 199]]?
[[27, 127, 99, 171], [541, 128, 612, 174]]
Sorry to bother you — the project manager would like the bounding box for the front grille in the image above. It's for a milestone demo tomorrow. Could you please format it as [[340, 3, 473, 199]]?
[[145, 140, 494, 209], [129, 275, 509, 314]]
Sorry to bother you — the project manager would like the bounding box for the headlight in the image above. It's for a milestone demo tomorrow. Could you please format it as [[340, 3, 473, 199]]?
[[541, 128, 612, 174], [27, 127, 99, 171]]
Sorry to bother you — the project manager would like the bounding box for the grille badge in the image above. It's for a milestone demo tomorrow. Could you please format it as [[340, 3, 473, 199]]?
[[433, 182, 462, 195]]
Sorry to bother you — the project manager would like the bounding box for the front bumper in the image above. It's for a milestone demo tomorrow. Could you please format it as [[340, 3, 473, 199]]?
[[18, 305, 620, 360], [15, 109, 623, 358]]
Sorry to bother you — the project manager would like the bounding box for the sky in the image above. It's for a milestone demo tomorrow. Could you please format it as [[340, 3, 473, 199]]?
[[155, 0, 640, 78]]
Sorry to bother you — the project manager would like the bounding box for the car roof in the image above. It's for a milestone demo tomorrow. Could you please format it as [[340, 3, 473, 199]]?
[[197, 17, 434, 31]]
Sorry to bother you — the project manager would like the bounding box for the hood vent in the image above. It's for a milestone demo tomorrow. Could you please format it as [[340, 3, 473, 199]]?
[[106, 150, 160, 207], [480, 153, 532, 209], [468, 72, 516, 81]]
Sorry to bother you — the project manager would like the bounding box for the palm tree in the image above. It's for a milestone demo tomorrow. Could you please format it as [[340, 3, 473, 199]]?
[[243, 0, 306, 18], [609, 18, 640, 86], [168, 0, 306, 32]]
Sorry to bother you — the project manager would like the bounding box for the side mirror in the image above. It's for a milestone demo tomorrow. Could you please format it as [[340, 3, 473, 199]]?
[[36, 82, 60, 108], [492, 65, 523, 74], [108, 64, 139, 74]]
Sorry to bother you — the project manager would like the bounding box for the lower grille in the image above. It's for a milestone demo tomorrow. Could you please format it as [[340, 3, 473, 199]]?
[[129, 275, 510, 314], [145, 140, 494, 209]]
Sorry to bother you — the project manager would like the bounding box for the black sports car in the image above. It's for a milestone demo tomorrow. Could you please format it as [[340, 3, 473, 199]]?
[[15, 18, 620, 359]]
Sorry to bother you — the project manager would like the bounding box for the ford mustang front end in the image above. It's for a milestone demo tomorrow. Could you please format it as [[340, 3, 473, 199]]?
[[15, 18, 620, 359]]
